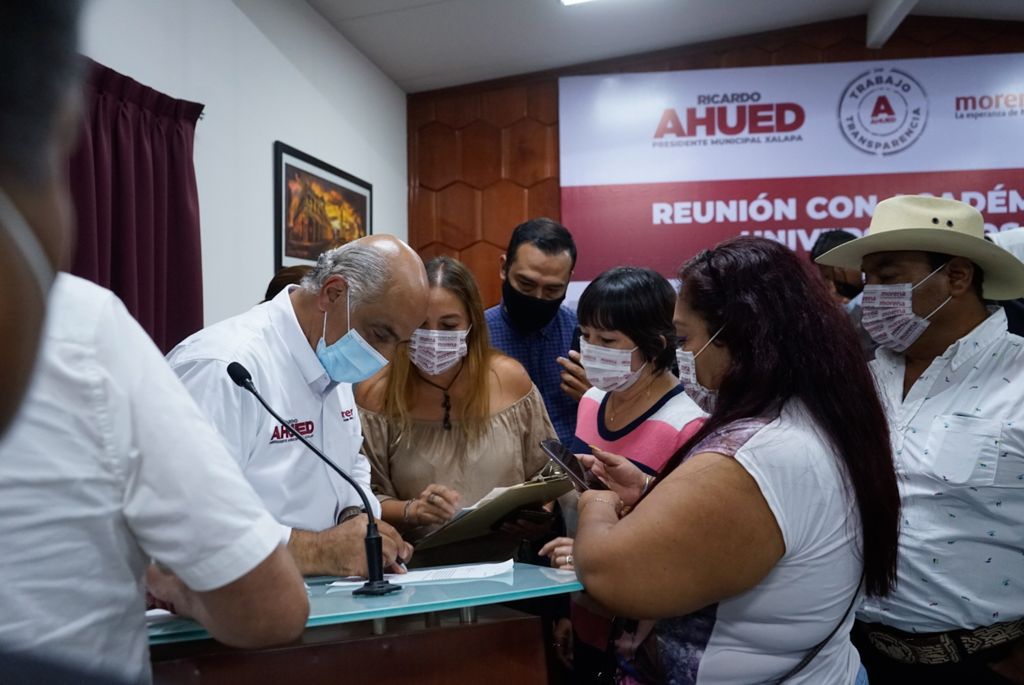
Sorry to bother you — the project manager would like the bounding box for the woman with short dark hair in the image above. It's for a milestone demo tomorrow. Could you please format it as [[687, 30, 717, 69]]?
[[540, 266, 706, 681], [573, 237, 900, 684]]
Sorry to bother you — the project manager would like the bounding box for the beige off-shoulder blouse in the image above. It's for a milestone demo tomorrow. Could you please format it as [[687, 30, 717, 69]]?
[[359, 385, 555, 518]]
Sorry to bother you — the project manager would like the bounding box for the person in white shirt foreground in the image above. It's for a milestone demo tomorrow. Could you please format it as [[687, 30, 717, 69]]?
[[572, 236, 900, 684], [169, 236, 428, 576], [818, 195, 1024, 685], [0, 275, 309, 683]]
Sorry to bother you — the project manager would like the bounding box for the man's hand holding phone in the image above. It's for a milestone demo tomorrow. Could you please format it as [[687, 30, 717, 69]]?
[[498, 506, 555, 541]]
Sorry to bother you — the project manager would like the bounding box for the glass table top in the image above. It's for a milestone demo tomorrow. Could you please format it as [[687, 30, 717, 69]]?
[[149, 562, 582, 645]]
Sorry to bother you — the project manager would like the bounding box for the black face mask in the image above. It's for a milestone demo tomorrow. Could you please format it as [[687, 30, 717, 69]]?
[[834, 280, 863, 301], [502, 278, 564, 334]]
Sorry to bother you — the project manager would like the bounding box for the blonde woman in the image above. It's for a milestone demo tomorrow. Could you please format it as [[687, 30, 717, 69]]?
[[355, 256, 556, 551]]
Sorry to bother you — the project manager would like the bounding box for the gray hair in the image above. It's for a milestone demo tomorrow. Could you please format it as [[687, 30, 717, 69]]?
[[301, 242, 391, 306]]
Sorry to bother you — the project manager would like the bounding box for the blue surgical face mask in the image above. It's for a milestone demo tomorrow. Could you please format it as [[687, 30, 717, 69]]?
[[315, 288, 388, 383]]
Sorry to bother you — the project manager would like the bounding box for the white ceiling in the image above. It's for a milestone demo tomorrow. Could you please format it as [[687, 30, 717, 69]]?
[[306, 0, 1024, 93]]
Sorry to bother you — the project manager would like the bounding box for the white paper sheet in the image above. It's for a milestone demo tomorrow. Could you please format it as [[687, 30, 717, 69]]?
[[327, 559, 514, 589], [446, 486, 511, 522], [145, 608, 178, 625]]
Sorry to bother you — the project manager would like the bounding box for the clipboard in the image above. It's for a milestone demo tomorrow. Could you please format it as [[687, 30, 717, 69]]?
[[414, 476, 573, 551]]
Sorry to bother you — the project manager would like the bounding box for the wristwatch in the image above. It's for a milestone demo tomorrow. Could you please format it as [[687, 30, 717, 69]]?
[[336, 506, 364, 524]]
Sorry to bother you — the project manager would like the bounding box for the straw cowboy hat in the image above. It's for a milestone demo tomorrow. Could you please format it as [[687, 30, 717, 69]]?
[[815, 195, 1024, 300]]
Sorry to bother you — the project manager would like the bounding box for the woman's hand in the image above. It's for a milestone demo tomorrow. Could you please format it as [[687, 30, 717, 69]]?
[[578, 446, 649, 506], [578, 488, 624, 518], [552, 617, 574, 668], [405, 484, 461, 526], [539, 536, 576, 570], [557, 350, 591, 402]]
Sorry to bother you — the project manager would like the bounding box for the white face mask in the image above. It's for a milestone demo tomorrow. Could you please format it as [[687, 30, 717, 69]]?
[[861, 262, 951, 353], [409, 326, 470, 376], [0, 186, 55, 299], [676, 326, 722, 413], [579, 337, 647, 393]]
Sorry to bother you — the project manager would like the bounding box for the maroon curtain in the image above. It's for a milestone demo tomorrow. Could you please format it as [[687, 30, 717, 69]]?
[[69, 59, 205, 353]]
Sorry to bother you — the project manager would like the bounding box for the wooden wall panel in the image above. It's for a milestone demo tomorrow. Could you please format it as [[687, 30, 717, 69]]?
[[407, 15, 1024, 308]]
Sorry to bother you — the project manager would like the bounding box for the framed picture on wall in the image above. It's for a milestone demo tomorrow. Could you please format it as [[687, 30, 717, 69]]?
[[273, 141, 372, 272]]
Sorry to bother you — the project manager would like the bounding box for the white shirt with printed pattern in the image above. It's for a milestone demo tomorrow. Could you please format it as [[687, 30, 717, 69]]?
[[858, 307, 1024, 633]]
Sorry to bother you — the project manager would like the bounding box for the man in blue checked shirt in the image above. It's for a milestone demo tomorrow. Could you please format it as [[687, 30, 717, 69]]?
[[485, 218, 588, 446]]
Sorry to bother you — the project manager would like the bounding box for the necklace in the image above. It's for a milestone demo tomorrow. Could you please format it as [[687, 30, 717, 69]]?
[[606, 373, 660, 425], [415, 361, 464, 430]]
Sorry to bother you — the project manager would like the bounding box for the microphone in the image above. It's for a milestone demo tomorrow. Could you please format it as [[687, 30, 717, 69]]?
[[226, 361, 401, 596]]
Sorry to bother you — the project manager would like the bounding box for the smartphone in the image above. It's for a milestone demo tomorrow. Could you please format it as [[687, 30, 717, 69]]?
[[540, 438, 608, 493]]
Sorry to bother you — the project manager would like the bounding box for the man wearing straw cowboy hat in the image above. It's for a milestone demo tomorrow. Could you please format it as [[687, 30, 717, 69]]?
[[817, 194, 1024, 684]]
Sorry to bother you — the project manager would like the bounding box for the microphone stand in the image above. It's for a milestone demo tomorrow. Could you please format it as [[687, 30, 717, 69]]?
[[227, 362, 400, 596]]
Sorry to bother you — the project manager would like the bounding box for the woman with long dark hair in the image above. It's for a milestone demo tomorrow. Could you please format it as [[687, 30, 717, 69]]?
[[573, 237, 900, 684]]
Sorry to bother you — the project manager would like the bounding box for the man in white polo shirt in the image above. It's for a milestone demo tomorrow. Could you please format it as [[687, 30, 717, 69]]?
[[817, 195, 1024, 684], [169, 235, 428, 577]]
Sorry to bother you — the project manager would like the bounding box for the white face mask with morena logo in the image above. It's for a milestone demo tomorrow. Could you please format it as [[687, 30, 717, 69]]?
[[676, 326, 723, 413], [861, 262, 951, 353], [579, 337, 647, 393], [409, 326, 470, 376]]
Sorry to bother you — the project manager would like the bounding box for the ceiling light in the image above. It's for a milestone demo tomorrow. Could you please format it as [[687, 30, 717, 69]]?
[[561, 0, 598, 5]]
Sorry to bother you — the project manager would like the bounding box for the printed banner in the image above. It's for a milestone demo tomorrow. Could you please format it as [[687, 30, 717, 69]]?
[[559, 53, 1024, 280]]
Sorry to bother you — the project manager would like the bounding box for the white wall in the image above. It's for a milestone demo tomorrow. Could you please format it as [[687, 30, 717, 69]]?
[[81, 0, 408, 325]]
